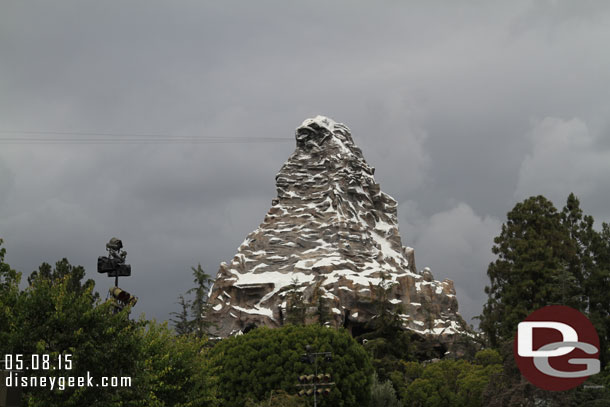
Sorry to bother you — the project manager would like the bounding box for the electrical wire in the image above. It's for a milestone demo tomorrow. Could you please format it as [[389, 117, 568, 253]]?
[[0, 130, 293, 144]]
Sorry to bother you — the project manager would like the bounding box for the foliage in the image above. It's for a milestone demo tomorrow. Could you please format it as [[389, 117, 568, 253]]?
[[285, 278, 306, 326], [481, 341, 576, 407], [311, 281, 331, 325], [0, 238, 20, 289], [27, 258, 97, 299], [244, 390, 307, 407], [170, 294, 191, 336], [401, 353, 502, 407], [480, 195, 579, 346], [359, 273, 413, 381], [473, 349, 501, 367], [480, 193, 610, 367], [209, 324, 373, 407], [187, 263, 215, 337], [121, 320, 218, 407], [4, 258, 142, 407], [368, 372, 400, 407], [171, 263, 215, 337], [0, 245, 217, 407], [0, 238, 21, 356], [561, 193, 610, 366]]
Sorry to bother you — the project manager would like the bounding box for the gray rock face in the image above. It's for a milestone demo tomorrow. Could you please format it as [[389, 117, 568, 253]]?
[[207, 116, 466, 340]]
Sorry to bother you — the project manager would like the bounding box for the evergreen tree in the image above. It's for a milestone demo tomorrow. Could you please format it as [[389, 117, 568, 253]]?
[[480, 195, 578, 346], [561, 193, 610, 366], [170, 294, 191, 336], [480, 193, 610, 358], [369, 372, 401, 407], [0, 238, 19, 289], [589, 222, 610, 366], [560, 193, 594, 306], [187, 263, 215, 338], [312, 281, 331, 325], [360, 273, 413, 381], [0, 238, 21, 357], [285, 278, 306, 325]]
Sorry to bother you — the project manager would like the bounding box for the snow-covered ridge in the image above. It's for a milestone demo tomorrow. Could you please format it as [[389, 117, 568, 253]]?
[[207, 116, 466, 339]]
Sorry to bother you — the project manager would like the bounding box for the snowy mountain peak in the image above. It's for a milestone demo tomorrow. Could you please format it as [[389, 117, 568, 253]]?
[[207, 116, 466, 342]]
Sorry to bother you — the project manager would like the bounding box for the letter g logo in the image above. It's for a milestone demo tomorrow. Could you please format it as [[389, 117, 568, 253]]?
[[514, 306, 600, 391]]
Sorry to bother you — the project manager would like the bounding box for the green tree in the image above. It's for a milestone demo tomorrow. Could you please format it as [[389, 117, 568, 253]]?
[[27, 258, 96, 298], [402, 354, 501, 407], [359, 273, 413, 381], [588, 222, 610, 367], [7, 259, 142, 407], [187, 263, 215, 338], [481, 341, 575, 407], [244, 390, 306, 407], [479, 195, 578, 346], [368, 372, 400, 407], [561, 193, 610, 366], [209, 324, 373, 407], [311, 281, 331, 325], [473, 349, 501, 367], [0, 238, 21, 357], [122, 320, 218, 407], [2, 251, 219, 407], [170, 294, 192, 335], [480, 193, 610, 364], [0, 238, 19, 289], [285, 278, 306, 326]]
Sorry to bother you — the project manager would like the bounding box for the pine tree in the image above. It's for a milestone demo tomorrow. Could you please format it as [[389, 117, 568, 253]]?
[[170, 294, 191, 335], [561, 194, 610, 366], [187, 263, 215, 338], [312, 281, 331, 325], [360, 273, 413, 380], [589, 222, 610, 366], [285, 278, 306, 325], [480, 195, 578, 346]]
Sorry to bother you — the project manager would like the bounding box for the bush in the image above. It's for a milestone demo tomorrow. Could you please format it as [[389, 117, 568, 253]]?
[[402, 358, 502, 407], [209, 325, 373, 407], [369, 372, 400, 407]]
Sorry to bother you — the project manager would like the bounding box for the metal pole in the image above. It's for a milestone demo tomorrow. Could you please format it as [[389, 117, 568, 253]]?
[[314, 353, 318, 407]]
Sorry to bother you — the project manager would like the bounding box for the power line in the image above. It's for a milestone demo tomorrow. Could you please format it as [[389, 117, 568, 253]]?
[[0, 130, 293, 144], [0, 130, 171, 137]]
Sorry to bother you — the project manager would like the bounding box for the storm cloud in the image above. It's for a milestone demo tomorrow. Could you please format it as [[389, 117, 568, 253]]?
[[1, 1, 609, 325]]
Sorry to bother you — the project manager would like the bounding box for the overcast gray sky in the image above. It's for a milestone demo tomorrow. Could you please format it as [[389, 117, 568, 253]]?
[[1, 1, 609, 326]]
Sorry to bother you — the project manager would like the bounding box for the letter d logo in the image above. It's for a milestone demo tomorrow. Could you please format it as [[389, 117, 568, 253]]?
[[518, 321, 577, 357]]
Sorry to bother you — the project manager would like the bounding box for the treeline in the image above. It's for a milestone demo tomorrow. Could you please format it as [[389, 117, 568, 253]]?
[[1, 192, 609, 406], [0, 246, 216, 406], [476, 193, 610, 405]]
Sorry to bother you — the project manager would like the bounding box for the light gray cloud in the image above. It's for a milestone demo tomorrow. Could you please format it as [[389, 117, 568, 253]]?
[[399, 201, 501, 324], [516, 117, 610, 221], [0, 159, 15, 208]]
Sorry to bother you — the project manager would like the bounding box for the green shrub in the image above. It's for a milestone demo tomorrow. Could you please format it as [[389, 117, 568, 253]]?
[[210, 325, 373, 407]]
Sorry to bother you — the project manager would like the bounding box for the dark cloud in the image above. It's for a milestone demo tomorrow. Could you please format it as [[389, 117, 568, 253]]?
[[1, 1, 609, 325]]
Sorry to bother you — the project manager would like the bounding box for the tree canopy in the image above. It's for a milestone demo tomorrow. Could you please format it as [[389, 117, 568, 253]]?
[[209, 324, 373, 407], [479, 193, 610, 365], [0, 243, 217, 407]]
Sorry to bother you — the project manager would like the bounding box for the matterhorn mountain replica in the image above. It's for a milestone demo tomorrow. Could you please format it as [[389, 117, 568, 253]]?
[[207, 116, 466, 345]]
